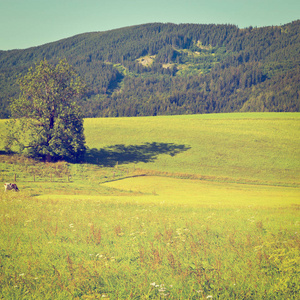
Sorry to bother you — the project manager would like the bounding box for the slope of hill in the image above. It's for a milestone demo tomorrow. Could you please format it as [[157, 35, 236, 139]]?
[[1, 112, 299, 187], [0, 21, 299, 118]]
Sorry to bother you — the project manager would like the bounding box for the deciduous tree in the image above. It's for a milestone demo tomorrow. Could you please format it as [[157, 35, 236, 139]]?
[[4, 59, 86, 162]]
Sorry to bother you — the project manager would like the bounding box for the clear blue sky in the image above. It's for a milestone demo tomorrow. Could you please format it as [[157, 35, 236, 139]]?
[[0, 0, 299, 50]]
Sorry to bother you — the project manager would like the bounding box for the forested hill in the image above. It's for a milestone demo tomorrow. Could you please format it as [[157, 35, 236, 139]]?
[[0, 21, 299, 118]]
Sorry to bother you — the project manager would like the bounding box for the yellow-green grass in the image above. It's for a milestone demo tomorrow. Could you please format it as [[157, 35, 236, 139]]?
[[1, 191, 299, 299], [102, 176, 300, 208], [1, 113, 299, 187], [83, 112, 300, 186], [0, 113, 300, 298]]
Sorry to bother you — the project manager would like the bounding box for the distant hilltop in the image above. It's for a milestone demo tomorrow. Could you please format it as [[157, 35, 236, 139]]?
[[0, 20, 299, 118]]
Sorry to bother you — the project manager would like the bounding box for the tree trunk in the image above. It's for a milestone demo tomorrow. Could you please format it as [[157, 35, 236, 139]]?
[[46, 114, 54, 163], [46, 153, 52, 162]]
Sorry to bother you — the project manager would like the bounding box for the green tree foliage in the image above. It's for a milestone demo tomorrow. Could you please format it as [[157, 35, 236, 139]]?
[[4, 59, 86, 162]]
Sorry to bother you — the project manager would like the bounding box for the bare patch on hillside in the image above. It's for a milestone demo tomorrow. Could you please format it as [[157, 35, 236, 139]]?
[[162, 63, 175, 69], [136, 55, 156, 66], [196, 40, 213, 50]]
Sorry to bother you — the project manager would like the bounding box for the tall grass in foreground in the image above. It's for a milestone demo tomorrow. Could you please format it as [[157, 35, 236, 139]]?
[[1, 192, 299, 299]]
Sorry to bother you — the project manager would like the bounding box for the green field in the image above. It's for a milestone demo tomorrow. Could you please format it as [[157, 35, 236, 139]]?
[[84, 112, 300, 186], [0, 113, 299, 299]]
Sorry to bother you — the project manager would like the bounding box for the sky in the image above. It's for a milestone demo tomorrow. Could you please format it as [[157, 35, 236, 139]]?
[[0, 0, 299, 50]]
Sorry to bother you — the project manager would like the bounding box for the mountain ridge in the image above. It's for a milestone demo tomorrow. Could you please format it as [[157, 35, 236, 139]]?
[[0, 21, 299, 118]]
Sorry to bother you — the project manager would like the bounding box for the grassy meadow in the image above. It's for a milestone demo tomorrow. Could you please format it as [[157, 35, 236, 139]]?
[[84, 112, 300, 186], [0, 112, 299, 299]]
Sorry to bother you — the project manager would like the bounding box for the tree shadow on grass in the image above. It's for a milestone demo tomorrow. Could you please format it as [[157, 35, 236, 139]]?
[[85, 142, 191, 167]]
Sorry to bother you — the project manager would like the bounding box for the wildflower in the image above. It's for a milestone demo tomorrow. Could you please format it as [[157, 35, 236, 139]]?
[[207, 296, 213, 299], [150, 282, 156, 286], [19, 273, 24, 276]]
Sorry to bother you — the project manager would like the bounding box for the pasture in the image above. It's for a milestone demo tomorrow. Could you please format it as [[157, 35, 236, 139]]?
[[84, 112, 299, 186], [0, 113, 299, 299]]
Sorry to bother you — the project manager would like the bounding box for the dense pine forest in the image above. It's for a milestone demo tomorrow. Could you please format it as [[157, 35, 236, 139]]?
[[0, 21, 299, 118]]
